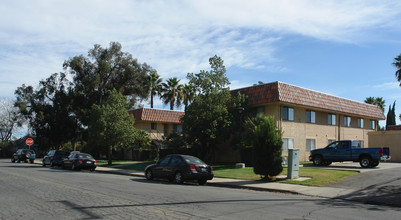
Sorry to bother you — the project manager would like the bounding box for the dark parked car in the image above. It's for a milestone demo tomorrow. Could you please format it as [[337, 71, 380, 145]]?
[[62, 152, 97, 171], [42, 150, 70, 167], [144, 154, 213, 185], [11, 149, 36, 163]]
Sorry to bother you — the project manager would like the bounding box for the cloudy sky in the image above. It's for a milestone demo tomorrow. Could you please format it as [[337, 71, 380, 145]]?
[[1, 0, 401, 125]]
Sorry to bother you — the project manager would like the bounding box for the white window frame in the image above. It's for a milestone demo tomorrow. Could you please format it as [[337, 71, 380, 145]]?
[[344, 116, 351, 127], [358, 118, 364, 128], [283, 107, 294, 121], [306, 110, 315, 123], [370, 120, 375, 130], [306, 139, 316, 152], [328, 114, 336, 125], [282, 138, 294, 152]]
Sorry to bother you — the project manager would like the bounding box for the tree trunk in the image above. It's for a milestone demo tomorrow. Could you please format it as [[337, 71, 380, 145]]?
[[151, 93, 154, 108], [108, 145, 112, 166]]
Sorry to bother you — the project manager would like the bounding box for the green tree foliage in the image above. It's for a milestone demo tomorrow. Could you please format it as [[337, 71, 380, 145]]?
[[386, 101, 396, 126], [14, 73, 77, 150], [187, 55, 229, 96], [182, 92, 231, 161], [364, 97, 386, 112], [160, 77, 183, 110], [244, 115, 283, 179], [182, 84, 195, 110], [144, 71, 162, 108], [89, 89, 150, 165], [63, 42, 152, 126], [182, 55, 233, 162], [393, 54, 401, 86]]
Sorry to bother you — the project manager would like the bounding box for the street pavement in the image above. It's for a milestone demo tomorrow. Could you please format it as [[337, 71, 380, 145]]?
[[35, 159, 401, 207], [5, 160, 401, 220]]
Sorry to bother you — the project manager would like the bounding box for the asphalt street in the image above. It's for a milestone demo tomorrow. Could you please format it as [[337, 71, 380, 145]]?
[[328, 164, 401, 207], [1, 159, 401, 219]]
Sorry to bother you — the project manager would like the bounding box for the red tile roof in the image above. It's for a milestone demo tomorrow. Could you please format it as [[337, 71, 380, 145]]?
[[129, 108, 184, 123], [386, 125, 401, 130], [232, 81, 385, 120]]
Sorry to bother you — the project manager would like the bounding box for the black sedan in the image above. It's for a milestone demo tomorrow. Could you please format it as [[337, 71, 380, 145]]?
[[144, 154, 213, 185], [62, 152, 97, 171]]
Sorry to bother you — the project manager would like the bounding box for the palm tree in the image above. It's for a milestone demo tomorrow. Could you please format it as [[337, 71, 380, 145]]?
[[393, 54, 401, 86], [160, 77, 183, 110], [364, 97, 385, 112], [145, 71, 162, 108], [182, 84, 195, 110]]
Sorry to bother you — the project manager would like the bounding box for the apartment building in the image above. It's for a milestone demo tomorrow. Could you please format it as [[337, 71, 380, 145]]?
[[232, 81, 385, 161], [129, 107, 184, 143]]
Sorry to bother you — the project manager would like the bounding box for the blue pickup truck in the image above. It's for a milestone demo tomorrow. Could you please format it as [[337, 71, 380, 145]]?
[[309, 140, 390, 168]]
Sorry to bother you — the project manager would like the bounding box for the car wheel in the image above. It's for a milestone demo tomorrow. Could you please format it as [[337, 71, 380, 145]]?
[[360, 156, 371, 168], [30, 160, 34, 164], [17, 159, 21, 163], [198, 179, 207, 185], [145, 170, 153, 180], [174, 172, 183, 184], [90, 168, 96, 172], [312, 155, 323, 166]]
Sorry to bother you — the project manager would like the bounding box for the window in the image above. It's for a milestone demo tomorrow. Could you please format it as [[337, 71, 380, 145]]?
[[159, 156, 171, 166], [283, 107, 294, 121], [282, 138, 294, 152], [328, 114, 336, 125], [370, 120, 375, 130], [352, 140, 364, 148], [256, 107, 264, 116], [328, 139, 336, 144], [151, 123, 157, 130], [327, 141, 339, 150], [306, 139, 316, 151], [358, 118, 364, 128], [306, 110, 315, 123], [344, 116, 351, 127]]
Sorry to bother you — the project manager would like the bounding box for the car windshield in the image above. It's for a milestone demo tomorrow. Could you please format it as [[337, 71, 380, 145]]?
[[78, 154, 94, 159], [182, 155, 206, 165]]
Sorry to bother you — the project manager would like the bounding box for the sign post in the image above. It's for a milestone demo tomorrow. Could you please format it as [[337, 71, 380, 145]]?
[[26, 138, 33, 149]]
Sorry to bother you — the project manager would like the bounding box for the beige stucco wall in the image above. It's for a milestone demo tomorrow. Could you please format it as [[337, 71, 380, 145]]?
[[262, 103, 378, 161], [368, 130, 401, 162], [134, 121, 181, 141]]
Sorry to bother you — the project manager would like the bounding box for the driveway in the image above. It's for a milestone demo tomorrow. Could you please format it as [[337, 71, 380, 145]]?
[[324, 162, 401, 206]]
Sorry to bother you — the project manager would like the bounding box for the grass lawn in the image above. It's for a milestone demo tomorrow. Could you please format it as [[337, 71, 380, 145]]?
[[212, 164, 357, 187], [112, 161, 155, 171], [97, 160, 135, 167], [101, 161, 357, 187]]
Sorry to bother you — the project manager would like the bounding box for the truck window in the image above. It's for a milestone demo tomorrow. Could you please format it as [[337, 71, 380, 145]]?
[[326, 142, 339, 150], [340, 141, 349, 149], [352, 141, 362, 149]]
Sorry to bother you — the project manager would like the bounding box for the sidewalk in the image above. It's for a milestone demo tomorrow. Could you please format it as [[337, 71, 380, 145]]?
[[94, 165, 355, 199]]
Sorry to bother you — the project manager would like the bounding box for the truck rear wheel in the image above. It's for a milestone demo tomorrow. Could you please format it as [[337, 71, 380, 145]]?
[[313, 155, 323, 166], [360, 156, 371, 168]]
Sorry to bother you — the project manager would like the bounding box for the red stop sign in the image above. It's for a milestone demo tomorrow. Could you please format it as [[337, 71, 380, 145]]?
[[26, 138, 34, 146]]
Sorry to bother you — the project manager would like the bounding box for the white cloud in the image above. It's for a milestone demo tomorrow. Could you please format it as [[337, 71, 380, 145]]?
[[374, 82, 400, 90], [1, 0, 401, 98]]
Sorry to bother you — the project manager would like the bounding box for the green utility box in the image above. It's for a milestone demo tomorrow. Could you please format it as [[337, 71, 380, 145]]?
[[287, 149, 299, 179]]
